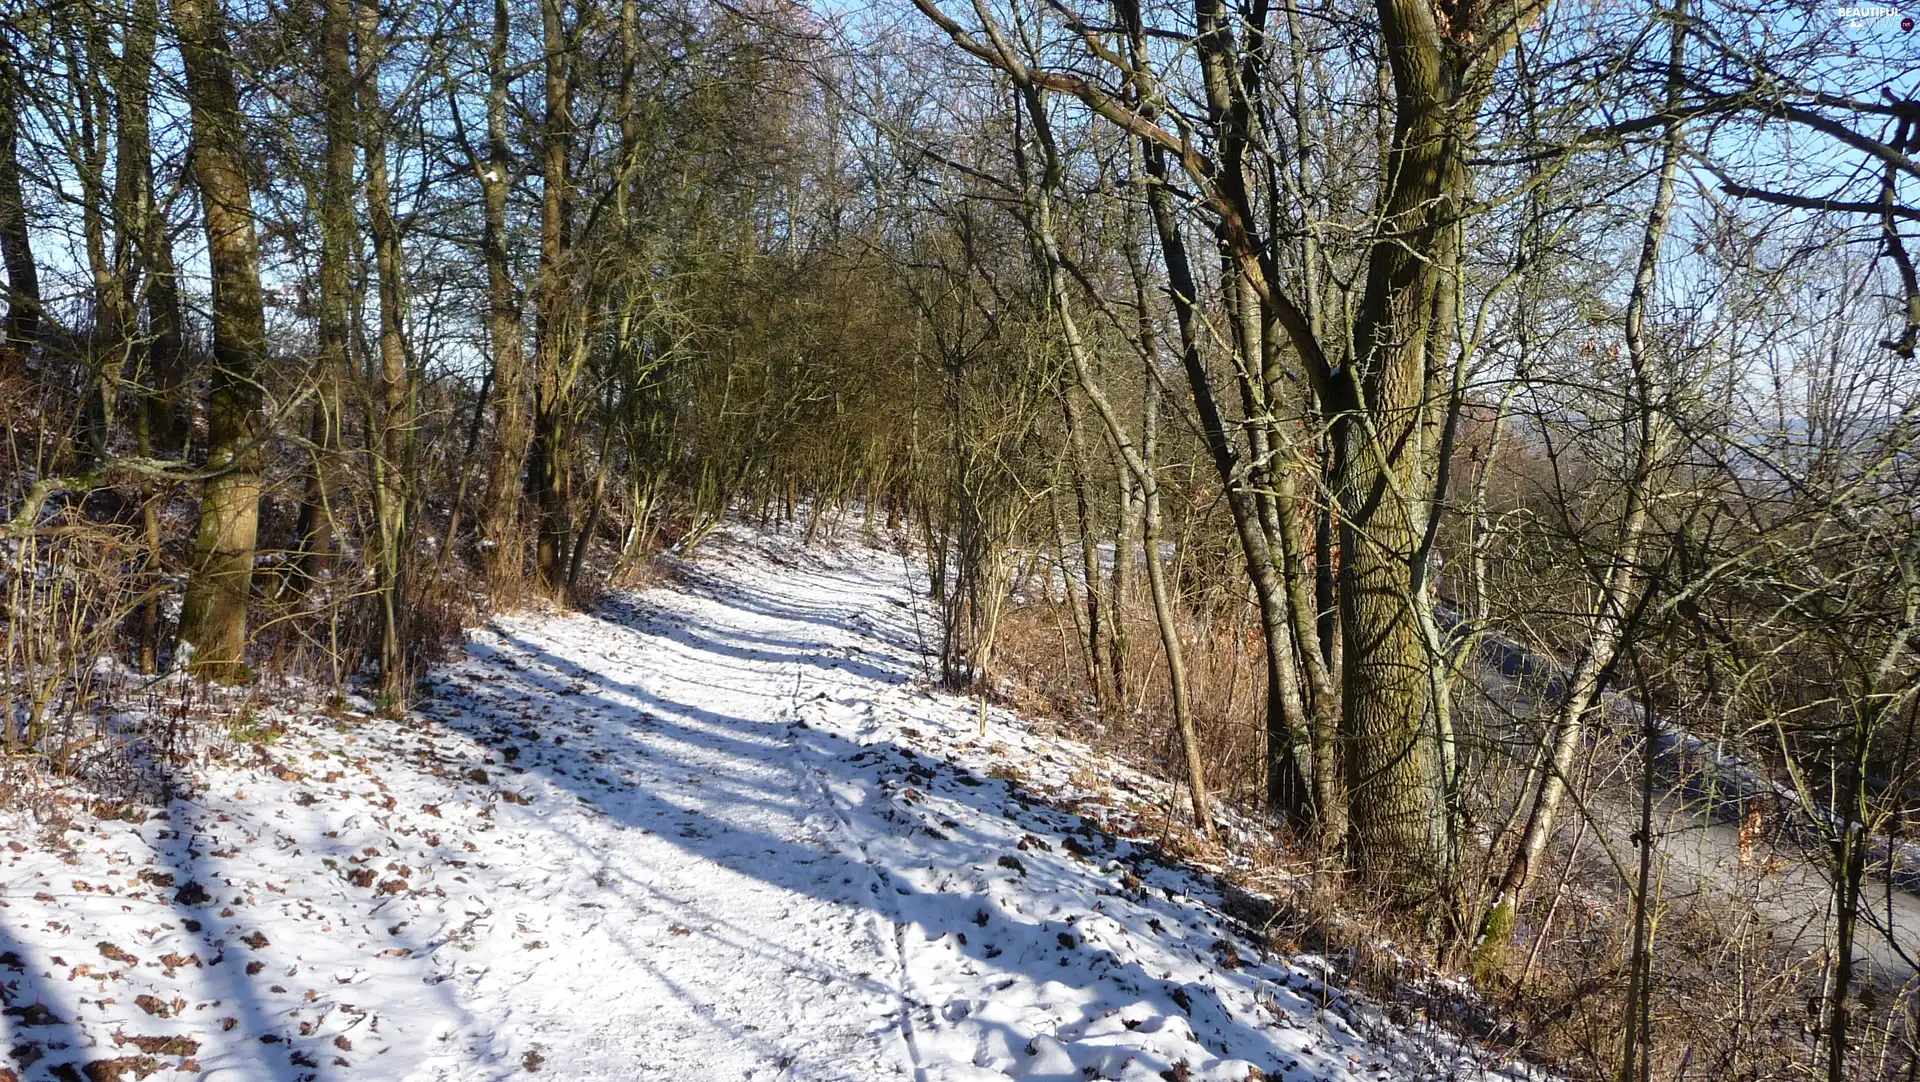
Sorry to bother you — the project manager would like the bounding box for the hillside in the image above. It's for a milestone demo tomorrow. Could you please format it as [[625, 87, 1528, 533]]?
[[0, 523, 1536, 1082]]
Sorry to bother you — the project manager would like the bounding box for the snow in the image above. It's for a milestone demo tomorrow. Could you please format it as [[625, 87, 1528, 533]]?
[[1, 521, 1538, 1082]]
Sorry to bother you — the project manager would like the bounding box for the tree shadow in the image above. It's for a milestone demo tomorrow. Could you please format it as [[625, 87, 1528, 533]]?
[[0, 691, 478, 1082], [410, 555, 1512, 1081]]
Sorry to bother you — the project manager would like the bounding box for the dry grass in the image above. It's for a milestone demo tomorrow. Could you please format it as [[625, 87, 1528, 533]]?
[[983, 583, 1920, 1082]]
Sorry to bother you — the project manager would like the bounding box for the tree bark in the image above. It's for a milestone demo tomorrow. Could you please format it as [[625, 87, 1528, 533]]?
[[0, 47, 39, 351], [359, 0, 411, 699], [288, 0, 357, 598], [527, 0, 576, 594], [112, 0, 164, 671], [172, 0, 267, 681], [144, 205, 189, 455], [478, 0, 528, 588], [1141, 387, 1213, 834], [1059, 389, 1110, 707], [1327, 0, 1500, 894]]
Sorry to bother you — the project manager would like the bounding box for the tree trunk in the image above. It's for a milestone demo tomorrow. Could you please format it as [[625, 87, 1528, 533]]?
[[478, 0, 528, 588], [1108, 468, 1134, 701], [359, 0, 411, 699], [172, 0, 267, 681], [144, 206, 189, 455], [527, 0, 575, 594], [1138, 141, 1310, 824], [1059, 389, 1109, 707], [289, 0, 357, 598], [0, 49, 39, 351], [73, 15, 119, 463], [1474, 0, 1686, 960], [1141, 392, 1213, 834], [1015, 101, 1214, 829], [113, 0, 163, 671], [1328, 0, 1490, 893]]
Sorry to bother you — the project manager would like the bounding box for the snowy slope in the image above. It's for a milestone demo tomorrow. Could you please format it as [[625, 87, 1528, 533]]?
[[1, 521, 1535, 1082]]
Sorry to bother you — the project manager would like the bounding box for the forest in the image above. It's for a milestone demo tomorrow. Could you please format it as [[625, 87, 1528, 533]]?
[[1, 0, 1918, 1078]]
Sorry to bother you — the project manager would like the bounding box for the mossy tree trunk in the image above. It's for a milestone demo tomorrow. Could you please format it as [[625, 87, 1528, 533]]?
[[172, 0, 267, 681]]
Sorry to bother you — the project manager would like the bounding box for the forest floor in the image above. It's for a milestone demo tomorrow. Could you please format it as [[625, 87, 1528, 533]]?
[[0, 521, 1540, 1082]]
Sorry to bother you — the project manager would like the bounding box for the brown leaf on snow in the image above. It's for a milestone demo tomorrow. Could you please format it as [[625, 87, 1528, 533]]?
[[348, 869, 377, 888], [111, 1033, 199, 1056], [96, 942, 139, 966], [420, 803, 441, 817], [375, 879, 408, 896], [133, 994, 171, 1017], [172, 882, 211, 906], [79, 1058, 151, 1082], [156, 953, 201, 977], [241, 932, 269, 950], [334, 1035, 353, 1051]]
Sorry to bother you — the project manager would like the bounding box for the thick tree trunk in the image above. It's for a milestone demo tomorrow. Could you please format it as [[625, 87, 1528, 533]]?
[[478, 0, 528, 588], [172, 0, 267, 681], [527, 0, 575, 594], [0, 51, 39, 351], [1328, 0, 1490, 893]]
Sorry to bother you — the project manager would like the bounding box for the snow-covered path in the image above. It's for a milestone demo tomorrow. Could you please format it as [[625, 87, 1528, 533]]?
[[1, 524, 1526, 1082]]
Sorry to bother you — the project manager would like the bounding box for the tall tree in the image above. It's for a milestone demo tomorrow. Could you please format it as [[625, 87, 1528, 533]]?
[[526, 0, 578, 592], [473, 0, 528, 589], [358, 0, 412, 696], [0, 41, 38, 351], [287, 0, 359, 597], [171, 0, 268, 679]]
